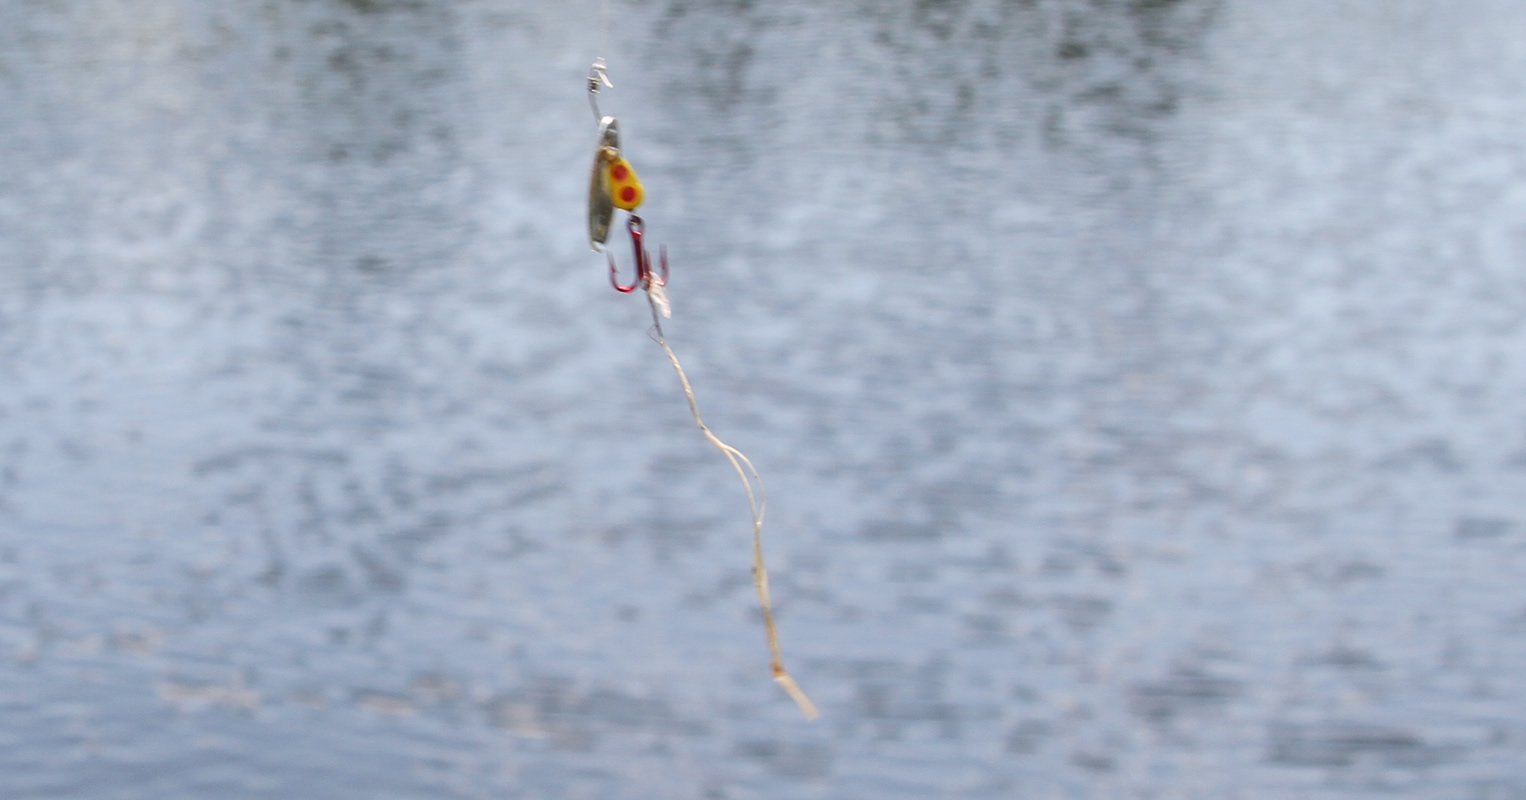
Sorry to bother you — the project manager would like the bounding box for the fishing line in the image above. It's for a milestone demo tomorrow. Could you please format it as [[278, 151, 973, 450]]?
[[643, 293, 818, 720], [584, 19, 817, 718]]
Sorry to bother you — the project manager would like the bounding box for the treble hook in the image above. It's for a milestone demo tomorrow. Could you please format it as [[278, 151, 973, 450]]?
[[587, 58, 613, 122], [609, 215, 668, 293]]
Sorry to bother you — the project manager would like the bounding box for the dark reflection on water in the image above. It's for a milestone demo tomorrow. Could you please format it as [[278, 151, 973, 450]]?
[[1, 0, 1525, 797]]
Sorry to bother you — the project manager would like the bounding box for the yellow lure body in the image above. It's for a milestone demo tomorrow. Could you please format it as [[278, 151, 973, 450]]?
[[606, 156, 644, 210]]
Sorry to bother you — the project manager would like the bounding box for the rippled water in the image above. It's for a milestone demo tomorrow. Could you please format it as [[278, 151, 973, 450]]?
[[2, 1, 1524, 797]]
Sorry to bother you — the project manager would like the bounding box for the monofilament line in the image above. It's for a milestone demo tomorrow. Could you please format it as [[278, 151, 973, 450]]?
[[644, 291, 819, 721]]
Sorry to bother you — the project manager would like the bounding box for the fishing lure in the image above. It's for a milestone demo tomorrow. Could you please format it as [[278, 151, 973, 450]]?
[[586, 58, 816, 720]]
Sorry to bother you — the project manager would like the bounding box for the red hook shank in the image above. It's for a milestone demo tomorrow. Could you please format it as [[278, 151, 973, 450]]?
[[609, 215, 668, 293]]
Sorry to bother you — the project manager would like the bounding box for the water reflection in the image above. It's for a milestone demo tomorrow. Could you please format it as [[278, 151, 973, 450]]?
[[1, 0, 1524, 797]]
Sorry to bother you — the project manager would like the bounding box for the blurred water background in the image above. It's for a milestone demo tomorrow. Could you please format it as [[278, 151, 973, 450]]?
[[1, 1, 1525, 797]]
